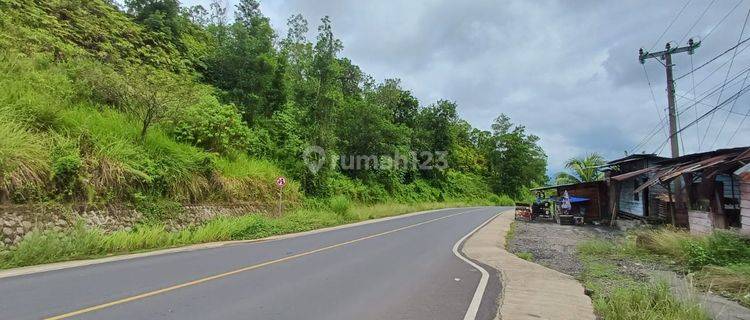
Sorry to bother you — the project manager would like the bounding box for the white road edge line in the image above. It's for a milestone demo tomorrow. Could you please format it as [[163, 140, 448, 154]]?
[[453, 211, 502, 320]]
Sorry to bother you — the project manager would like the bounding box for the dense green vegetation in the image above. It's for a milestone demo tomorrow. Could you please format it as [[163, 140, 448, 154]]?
[[0, 0, 547, 209]]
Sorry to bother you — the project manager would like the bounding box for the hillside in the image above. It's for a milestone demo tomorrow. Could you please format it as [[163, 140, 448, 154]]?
[[0, 0, 547, 258]]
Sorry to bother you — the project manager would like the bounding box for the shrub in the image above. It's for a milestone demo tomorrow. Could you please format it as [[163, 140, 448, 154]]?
[[491, 194, 516, 206], [1, 223, 104, 268], [169, 97, 251, 154], [441, 171, 493, 200], [50, 137, 83, 200], [214, 154, 301, 207], [0, 52, 69, 131], [697, 231, 750, 267], [329, 195, 352, 218], [636, 228, 750, 271]]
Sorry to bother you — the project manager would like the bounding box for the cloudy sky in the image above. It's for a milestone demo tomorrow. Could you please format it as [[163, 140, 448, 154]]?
[[183, 0, 750, 175]]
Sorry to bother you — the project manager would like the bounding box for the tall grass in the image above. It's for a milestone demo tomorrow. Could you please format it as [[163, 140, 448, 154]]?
[[0, 117, 50, 202], [578, 239, 711, 319], [635, 228, 750, 270], [214, 153, 301, 206], [580, 227, 750, 312], [329, 195, 352, 217], [0, 52, 299, 206], [593, 281, 709, 320]]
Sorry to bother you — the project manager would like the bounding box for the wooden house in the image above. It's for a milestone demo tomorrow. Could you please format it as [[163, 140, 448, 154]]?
[[626, 147, 750, 234], [605, 154, 672, 223]]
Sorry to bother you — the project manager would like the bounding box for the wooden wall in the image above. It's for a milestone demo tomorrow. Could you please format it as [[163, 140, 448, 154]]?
[[556, 182, 607, 221], [619, 178, 645, 216], [688, 210, 713, 235]]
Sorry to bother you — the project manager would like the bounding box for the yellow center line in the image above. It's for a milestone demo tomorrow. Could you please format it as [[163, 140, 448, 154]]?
[[44, 208, 485, 320]]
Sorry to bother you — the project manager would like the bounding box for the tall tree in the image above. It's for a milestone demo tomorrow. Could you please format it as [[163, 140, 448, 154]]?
[[306, 15, 343, 148], [203, 0, 285, 123], [125, 0, 183, 48], [483, 114, 547, 198]]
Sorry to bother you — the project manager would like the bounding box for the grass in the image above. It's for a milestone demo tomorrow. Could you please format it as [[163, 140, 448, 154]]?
[[516, 251, 534, 261], [592, 281, 709, 320], [632, 228, 750, 306], [577, 238, 710, 319], [0, 116, 50, 202], [693, 264, 750, 306], [505, 220, 517, 249], [0, 200, 485, 270], [329, 195, 352, 218], [0, 52, 300, 206], [502, 220, 535, 261]]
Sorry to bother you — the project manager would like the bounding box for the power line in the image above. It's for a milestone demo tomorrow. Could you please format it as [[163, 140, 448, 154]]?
[[651, 0, 693, 51], [642, 64, 669, 139], [676, 89, 750, 116], [630, 117, 668, 154], [654, 82, 750, 153], [679, 0, 717, 44], [712, 7, 750, 148], [678, 111, 687, 155], [703, 0, 744, 43], [701, 6, 750, 148], [728, 103, 750, 144], [675, 64, 750, 117], [675, 36, 750, 81], [691, 54, 701, 151], [677, 62, 750, 113], [675, 40, 750, 102]]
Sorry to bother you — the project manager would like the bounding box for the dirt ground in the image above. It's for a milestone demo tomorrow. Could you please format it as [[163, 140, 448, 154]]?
[[507, 220, 621, 277]]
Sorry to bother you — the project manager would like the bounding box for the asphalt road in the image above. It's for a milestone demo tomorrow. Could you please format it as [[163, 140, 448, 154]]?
[[0, 207, 505, 320]]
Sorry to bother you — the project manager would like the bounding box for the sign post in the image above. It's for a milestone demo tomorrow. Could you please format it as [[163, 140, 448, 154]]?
[[275, 176, 286, 215]]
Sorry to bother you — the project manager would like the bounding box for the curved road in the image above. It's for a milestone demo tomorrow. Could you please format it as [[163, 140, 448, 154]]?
[[0, 207, 504, 320]]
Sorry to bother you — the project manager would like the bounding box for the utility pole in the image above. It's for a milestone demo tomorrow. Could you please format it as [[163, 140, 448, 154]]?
[[639, 39, 700, 158], [638, 39, 701, 227]]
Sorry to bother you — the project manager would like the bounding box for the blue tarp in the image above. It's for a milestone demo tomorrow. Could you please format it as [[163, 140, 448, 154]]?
[[542, 196, 589, 203], [569, 196, 590, 203]]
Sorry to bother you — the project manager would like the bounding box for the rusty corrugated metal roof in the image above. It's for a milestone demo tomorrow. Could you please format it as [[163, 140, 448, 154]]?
[[610, 167, 656, 181]]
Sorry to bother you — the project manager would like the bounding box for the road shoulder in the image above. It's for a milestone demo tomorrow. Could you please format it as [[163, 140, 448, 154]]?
[[461, 210, 596, 320]]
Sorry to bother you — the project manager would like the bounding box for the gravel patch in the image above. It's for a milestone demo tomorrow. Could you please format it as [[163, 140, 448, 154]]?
[[507, 220, 621, 277]]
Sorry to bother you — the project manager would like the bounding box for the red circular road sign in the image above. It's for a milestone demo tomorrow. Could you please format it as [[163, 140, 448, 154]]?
[[275, 176, 287, 188]]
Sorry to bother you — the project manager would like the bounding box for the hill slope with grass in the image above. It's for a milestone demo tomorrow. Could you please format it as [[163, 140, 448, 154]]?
[[0, 0, 546, 208], [0, 0, 546, 267]]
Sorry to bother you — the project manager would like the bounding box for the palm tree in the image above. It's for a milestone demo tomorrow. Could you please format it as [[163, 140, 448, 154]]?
[[554, 153, 605, 185]]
